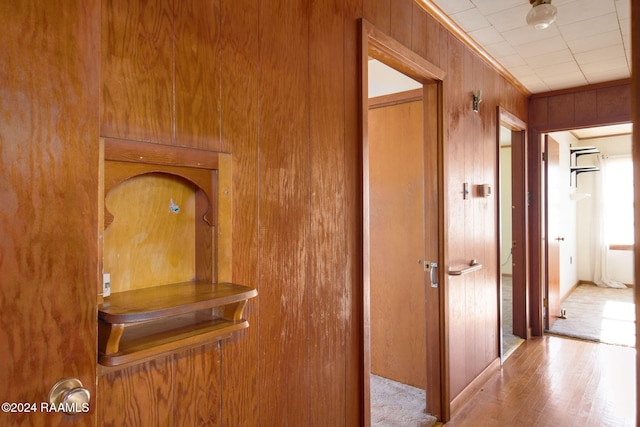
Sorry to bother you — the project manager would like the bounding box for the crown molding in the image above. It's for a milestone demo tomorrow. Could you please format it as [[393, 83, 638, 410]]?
[[414, 0, 531, 97]]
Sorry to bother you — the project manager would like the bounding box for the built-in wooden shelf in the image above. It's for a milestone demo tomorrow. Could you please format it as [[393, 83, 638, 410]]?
[[98, 281, 257, 367], [99, 138, 256, 371]]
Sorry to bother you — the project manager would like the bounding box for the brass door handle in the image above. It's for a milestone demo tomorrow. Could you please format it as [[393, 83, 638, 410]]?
[[48, 378, 90, 415]]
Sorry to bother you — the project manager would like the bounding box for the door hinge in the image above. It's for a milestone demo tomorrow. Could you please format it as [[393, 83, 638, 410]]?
[[542, 151, 547, 161], [543, 298, 548, 308]]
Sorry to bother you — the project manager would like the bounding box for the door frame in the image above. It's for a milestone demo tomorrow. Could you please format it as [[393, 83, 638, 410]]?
[[496, 107, 529, 360], [529, 122, 631, 336], [360, 19, 447, 422]]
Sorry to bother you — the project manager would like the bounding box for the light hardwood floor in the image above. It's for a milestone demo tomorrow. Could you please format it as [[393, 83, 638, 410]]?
[[445, 336, 635, 426]]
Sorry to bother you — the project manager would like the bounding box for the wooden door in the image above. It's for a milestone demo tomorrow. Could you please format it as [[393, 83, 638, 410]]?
[[362, 19, 446, 422], [545, 135, 561, 329], [510, 129, 528, 338], [369, 99, 427, 389], [0, 2, 98, 426]]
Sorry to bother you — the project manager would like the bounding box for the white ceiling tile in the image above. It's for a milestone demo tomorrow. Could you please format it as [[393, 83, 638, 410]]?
[[615, 0, 630, 20], [450, 8, 492, 32], [468, 26, 505, 45], [471, 0, 523, 16], [430, 0, 475, 15], [585, 67, 630, 84], [619, 17, 631, 36], [580, 59, 628, 75], [502, 25, 561, 47], [574, 45, 626, 65], [509, 65, 538, 79], [533, 60, 582, 78], [485, 5, 531, 33], [497, 54, 527, 68], [513, 35, 567, 59], [558, 13, 620, 41], [526, 49, 575, 68], [543, 70, 587, 85], [424, 0, 630, 94], [545, 75, 589, 91], [484, 41, 518, 58], [555, 0, 616, 26], [565, 30, 623, 54]]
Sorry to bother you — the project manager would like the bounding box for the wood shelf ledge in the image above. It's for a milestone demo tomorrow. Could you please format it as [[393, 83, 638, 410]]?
[[98, 281, 257, 368]]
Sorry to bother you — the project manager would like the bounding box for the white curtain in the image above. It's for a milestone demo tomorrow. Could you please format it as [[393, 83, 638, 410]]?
[[592, 155, 626, 288]]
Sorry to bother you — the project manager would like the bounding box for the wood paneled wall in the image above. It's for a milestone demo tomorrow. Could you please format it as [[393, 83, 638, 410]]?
[[527, 80, 631, 337], [0, 1, 99, 425], [97, 0, 527, 423]]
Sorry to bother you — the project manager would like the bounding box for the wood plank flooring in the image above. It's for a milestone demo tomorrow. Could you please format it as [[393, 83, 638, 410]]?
[[445, 336, 636, 426]]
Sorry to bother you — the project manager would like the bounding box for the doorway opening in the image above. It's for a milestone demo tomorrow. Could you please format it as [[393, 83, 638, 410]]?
[[497, 108, 528, 361], [361, 20, 446, 424], [542, 123, 635, 347]]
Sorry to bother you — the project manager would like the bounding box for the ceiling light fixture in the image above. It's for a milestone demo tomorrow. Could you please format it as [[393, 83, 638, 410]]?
[[526, 0, 557, 30]]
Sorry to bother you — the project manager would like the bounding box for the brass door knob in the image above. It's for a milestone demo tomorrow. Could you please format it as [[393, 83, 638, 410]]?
[[48, 378, 90, 415]]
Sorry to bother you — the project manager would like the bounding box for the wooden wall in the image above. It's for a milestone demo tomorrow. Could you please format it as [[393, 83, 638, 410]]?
[[96, 0, 528, 424], [0, 1, 99, 425], [527, 79, 631, 336]]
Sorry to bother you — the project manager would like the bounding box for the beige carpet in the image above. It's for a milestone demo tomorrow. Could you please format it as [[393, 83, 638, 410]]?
[[370, 374, 437, 426], [502, 276, 523, 356], [548, 284, 635, 347]]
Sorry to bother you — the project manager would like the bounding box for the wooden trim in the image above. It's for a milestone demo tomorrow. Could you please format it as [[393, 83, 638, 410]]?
[[561, 281, 581, 304], [413, 0, 530, 97], [450, 358, 501, 415], [610, 244, 633, 251], [361, 17, 448, 422], [530, 78, 631, 100], [362, 19, 445, 83], [104, 137, 221, 170], [368, 88, 423, 109]]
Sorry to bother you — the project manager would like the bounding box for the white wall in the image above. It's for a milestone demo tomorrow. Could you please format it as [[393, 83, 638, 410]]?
[[574, 134, 634, 285]]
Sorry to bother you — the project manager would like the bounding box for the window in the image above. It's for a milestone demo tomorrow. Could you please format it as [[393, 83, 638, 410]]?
[[603, 156, 634, 246]]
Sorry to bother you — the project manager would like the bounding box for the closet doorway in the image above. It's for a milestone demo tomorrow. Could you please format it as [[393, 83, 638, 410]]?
[[361, 20, 446, 424], [497, 108, 528, 361]]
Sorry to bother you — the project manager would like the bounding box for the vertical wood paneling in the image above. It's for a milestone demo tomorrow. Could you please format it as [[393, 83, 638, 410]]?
[[173, 344, 222, 426], [0, 1, 99, 425], [101, 0, 174, 143], [99, 358, 173, 426], [443, 34, 468, 399], [309, 0, 348, 424], [390, 0, 413, 48], [219, 0, 260, 425], [363, 0, 390, 33], [481, 61, 499, 365], [411, 4, 429, 60], [94, 0, 531, 424], [258, 1, 310, 425], [174, 0, 221, 150]]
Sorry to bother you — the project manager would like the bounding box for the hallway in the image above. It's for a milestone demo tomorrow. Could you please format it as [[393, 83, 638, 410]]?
[[446, 336, 635, 426]]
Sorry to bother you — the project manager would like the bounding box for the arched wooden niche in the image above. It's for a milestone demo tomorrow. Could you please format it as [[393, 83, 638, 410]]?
[[98, 137, 256, 371]]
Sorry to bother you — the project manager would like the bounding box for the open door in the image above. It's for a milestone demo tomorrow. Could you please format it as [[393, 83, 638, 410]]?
[[0, 2, 98, 426], [545, 135, 562, 330], [361, 20, 446, 423], [497, 107, 528, 361]]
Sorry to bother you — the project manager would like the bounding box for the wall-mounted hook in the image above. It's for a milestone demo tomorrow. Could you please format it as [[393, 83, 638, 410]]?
[[472, 90, 482, 112]]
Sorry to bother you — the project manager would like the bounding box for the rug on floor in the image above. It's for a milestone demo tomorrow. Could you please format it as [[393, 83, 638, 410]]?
[[548, 284, 635, 347], [370, 374, 437, 427]]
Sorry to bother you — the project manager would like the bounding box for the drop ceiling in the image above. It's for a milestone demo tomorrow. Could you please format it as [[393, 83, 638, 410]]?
[[428, 0, 631, 94]]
